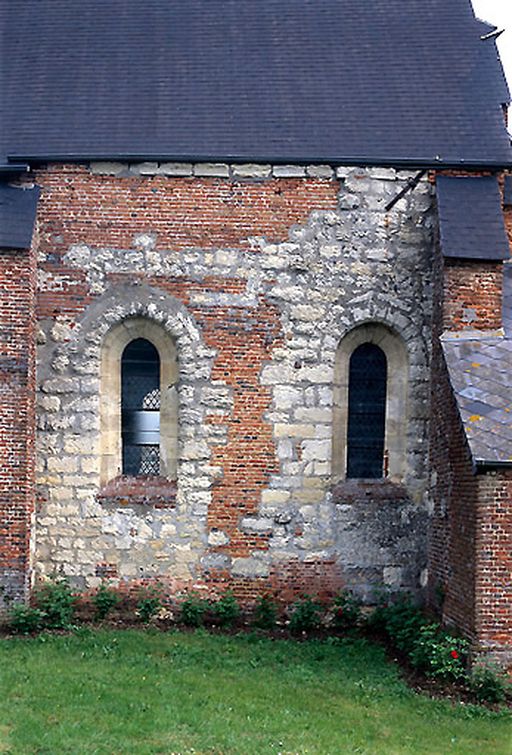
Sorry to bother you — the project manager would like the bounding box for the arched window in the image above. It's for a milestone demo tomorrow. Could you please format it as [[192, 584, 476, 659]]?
[[121, 338, 161, 476], [333, 323, 408, 482], [100, 318, 178, 484], [346, 343, 387, 478]]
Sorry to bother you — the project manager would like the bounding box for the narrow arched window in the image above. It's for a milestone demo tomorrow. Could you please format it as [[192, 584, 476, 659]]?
[[346, 343, 387, 478], [121, 338, 160, 476]]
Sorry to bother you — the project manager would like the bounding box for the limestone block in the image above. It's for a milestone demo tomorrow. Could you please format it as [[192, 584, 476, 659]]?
[[383, 566, 403, 586], [194, 163, 230, 177], [208, 529, 230, 547], [232, 557, 269, 578], [240, 517, 274, 535], [90, 162, 126, 175], [261, 489, 291, 505], [272, 165, 306, 178], [130, 162, 159, 175], [274, 423, 316, 439], [232, 164, 271, 178], [294, 407, 331, 423], [301, 439, 331, 461], [47, 456, 79, 473], [158, 162, 193, 176], [306, 165, 334, 179], [273, 386, 303, 410], [290, 305, 324, 322]]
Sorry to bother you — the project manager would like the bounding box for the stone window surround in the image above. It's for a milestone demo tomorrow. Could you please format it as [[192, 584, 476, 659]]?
[[333, 323, 409, 482], [100, 317, 179, 485]]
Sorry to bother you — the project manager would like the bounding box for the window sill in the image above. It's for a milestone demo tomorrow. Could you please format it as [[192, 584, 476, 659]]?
[[331, 478, 408, 505], [96, 475, 177, 508]]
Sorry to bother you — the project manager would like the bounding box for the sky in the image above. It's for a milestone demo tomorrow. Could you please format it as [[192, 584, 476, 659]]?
[[471, 0, 512, 93]]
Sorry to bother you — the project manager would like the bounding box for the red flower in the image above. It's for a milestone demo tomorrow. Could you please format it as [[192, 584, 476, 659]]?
[[450, 650, 459, 659]]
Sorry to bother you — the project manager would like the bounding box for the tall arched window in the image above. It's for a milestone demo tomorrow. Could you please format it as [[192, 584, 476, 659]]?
[[332, 323, 408, 482], [346, 343, 387, 478], [100, 318, 178, 484], [121, 338, 161, 476]]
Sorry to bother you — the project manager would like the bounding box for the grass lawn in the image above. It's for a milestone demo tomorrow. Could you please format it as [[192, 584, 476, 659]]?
[[0, 629, 510, 754]]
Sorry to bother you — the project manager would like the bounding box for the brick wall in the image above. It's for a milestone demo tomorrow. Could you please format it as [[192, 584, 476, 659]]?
[[0, 244, 37, 612], [474, 472, 512, 663], [442, 259, 503, 332], [428, 338, 478, 639]]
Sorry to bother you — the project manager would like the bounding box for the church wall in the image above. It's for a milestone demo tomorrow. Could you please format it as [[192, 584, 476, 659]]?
[[33, 162, 435, 601]]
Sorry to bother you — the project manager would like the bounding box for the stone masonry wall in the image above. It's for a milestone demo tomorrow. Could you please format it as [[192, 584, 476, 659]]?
[[33, 162, 435, 601]]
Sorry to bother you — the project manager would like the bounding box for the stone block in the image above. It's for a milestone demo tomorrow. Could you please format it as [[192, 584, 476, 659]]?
[[261, 489, 291, 505], [130, 162, 159, 175], [90, 162, 126, 175], [208, 529, 230, 546], [232, 557, 269, 578], [194, 163, 230, 177], [272, 165, 306, 178], [158, 162, 193, 176], [232, 164, 271, 178], [306, 165, 334, 179]]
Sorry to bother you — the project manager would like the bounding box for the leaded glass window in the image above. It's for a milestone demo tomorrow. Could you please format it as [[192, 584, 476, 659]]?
[[121, 338, 161, 476], [346, 343, 387, 478]]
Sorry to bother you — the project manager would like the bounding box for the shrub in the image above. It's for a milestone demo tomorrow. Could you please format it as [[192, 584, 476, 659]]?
[[34, 576, 76, 629], [9, 604, 45, 634], [289, 596, 323, 634], [92, 583, 120, 621], [330, 591, 361, 632], [211, 591, 240, 628], [136, 586, 162, 623], [369, 599, 425, 654], [179, 592, 209, 627], [408, 624, 469, 681], [252, 594, 278, 630], [468, 662, 511, 704]]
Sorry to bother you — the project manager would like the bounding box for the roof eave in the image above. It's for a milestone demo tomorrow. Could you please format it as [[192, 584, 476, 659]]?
[[6, 153, 512, 171]]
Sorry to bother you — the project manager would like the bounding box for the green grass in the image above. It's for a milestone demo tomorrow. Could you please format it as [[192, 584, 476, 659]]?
[[0, 629, 510, 754]]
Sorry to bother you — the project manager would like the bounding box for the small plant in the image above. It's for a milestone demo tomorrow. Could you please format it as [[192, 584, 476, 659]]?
[[289, 595, 323, 634], [408, 624, 469, 680], [179, 592, 209, 627], [34, 575, 76, 629], [252, 594, 278, 630], [211, 591, 240, 628], [136, 586, 162, 623], [92, 582, 120, 621], [468, 662, 511, 704], [9, 603, 45, 634], [330, 590, 361, 632]]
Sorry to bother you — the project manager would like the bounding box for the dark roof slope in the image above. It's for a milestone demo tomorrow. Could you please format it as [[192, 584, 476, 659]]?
[[436, 176, 510, 260], [0, 184, 40, 249], [0, 0, 511, 169]]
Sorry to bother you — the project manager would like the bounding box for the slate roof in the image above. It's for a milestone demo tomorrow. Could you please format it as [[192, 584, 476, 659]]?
[[0, 184, 40, 249], [0, 0, 511, 170], [436, 176, 510, 260]]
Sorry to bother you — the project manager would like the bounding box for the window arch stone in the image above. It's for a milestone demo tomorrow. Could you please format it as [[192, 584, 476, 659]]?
[[100, 317, 178, 484], [333, 323, 409, 482]]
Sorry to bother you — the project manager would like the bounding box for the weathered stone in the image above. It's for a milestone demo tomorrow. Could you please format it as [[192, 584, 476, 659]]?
[[231, 557, 269, 578], [272, 165, 306, 178], [194, 163, 230, 177], [158, 162, 193, 176], [232, 164, 272, 178]]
